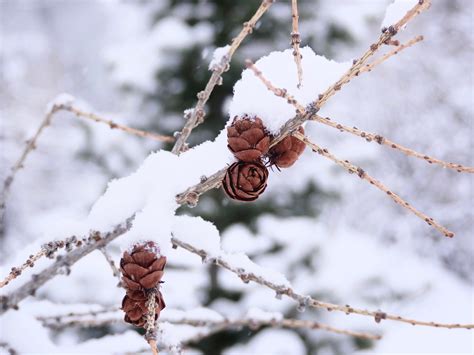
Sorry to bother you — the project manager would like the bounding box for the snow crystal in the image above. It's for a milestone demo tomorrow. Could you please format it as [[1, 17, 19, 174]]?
[[229, 47, 351, 134], [381, 0, 418, 28], [208, 45, 230, 71]]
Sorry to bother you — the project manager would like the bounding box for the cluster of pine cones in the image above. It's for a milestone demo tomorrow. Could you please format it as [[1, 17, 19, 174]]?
[[120, 241, 166, 328], [223, 115, 306, 201]]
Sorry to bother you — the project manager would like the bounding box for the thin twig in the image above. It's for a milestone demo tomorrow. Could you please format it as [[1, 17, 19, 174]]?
[[0, 249, 46, 289], [294, 132, 454, 238], [0, 235, 90, 289], [146, 292, 159, 355], [246, 59, 465, 237], [275, 0, 432, 145], [170, 0, 275, 155], [39, 308, 381, 340], [59, 104, 174, 143], [291, 0, 303, 87], [0, 218, 133, 315], [171, 237, 473, 329], [360, 35, 424, 74], [247, 58, 474, 173], [309, 114, 474, 173]]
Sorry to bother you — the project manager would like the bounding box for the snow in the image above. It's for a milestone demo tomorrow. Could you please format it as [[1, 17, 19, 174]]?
[[381, 0, 419, 28], [229, 47, 351, 134], [209, 45, 231, 71], [86, 129, 234, 256], [225, 329, 306, 355]]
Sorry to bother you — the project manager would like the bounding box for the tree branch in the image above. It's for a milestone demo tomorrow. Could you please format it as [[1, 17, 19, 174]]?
[[291, 0, 303, 87], [170, 0, 275, 155], [38, 307, 381, 340], [294, 132, 454, 237], [171, 237, 473, 330]]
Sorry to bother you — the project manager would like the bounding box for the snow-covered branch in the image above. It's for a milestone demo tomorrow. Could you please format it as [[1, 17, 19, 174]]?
[[171, 237, 474, 329]]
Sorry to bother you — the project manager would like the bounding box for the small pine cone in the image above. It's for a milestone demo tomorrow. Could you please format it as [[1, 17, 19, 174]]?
[[223, 161, 269, 201], [227, 116, 271, 162], [120, 241, 166, 291], [122, 289, 166, 328], [268, 126, 306, 168]]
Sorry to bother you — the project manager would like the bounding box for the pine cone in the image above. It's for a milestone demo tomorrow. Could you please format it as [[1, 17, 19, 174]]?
[[120, 241, 166, 291], [227, 116, 271, 162], [268, 126, 306, 168], [122, 289, 166, 328], [223, 161, 269, 201]]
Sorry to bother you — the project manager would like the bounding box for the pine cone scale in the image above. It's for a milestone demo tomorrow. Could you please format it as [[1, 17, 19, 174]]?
[[227, 116, 270, 162]]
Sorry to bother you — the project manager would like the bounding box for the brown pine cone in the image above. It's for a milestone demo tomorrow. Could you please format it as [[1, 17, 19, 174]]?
[[268, 126, 306, 168], [227, 116, 271, 162], [120, 241, 166, 291], [122, 289, 166, 328], [223, 161, 269, 201]]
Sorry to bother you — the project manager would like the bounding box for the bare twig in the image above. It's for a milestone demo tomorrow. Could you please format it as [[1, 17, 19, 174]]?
[[309, 114, 474, 173], [146, 292, 159, 355], [246, 59, 468, 236], [294, 132, 454, 237], [171, 237, 473, 329], [247, 58, 474, 174], [40, 307, 381, 340], [0, 249, 46, 289], [275, 0, 432, 145], [0, 218, 133, 315], [59, 104, 174, 143], [0, 235, 90, 289], [171, 0, 274, 155], [291, 0, 303, 87], [360, 35, 424, 74]]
